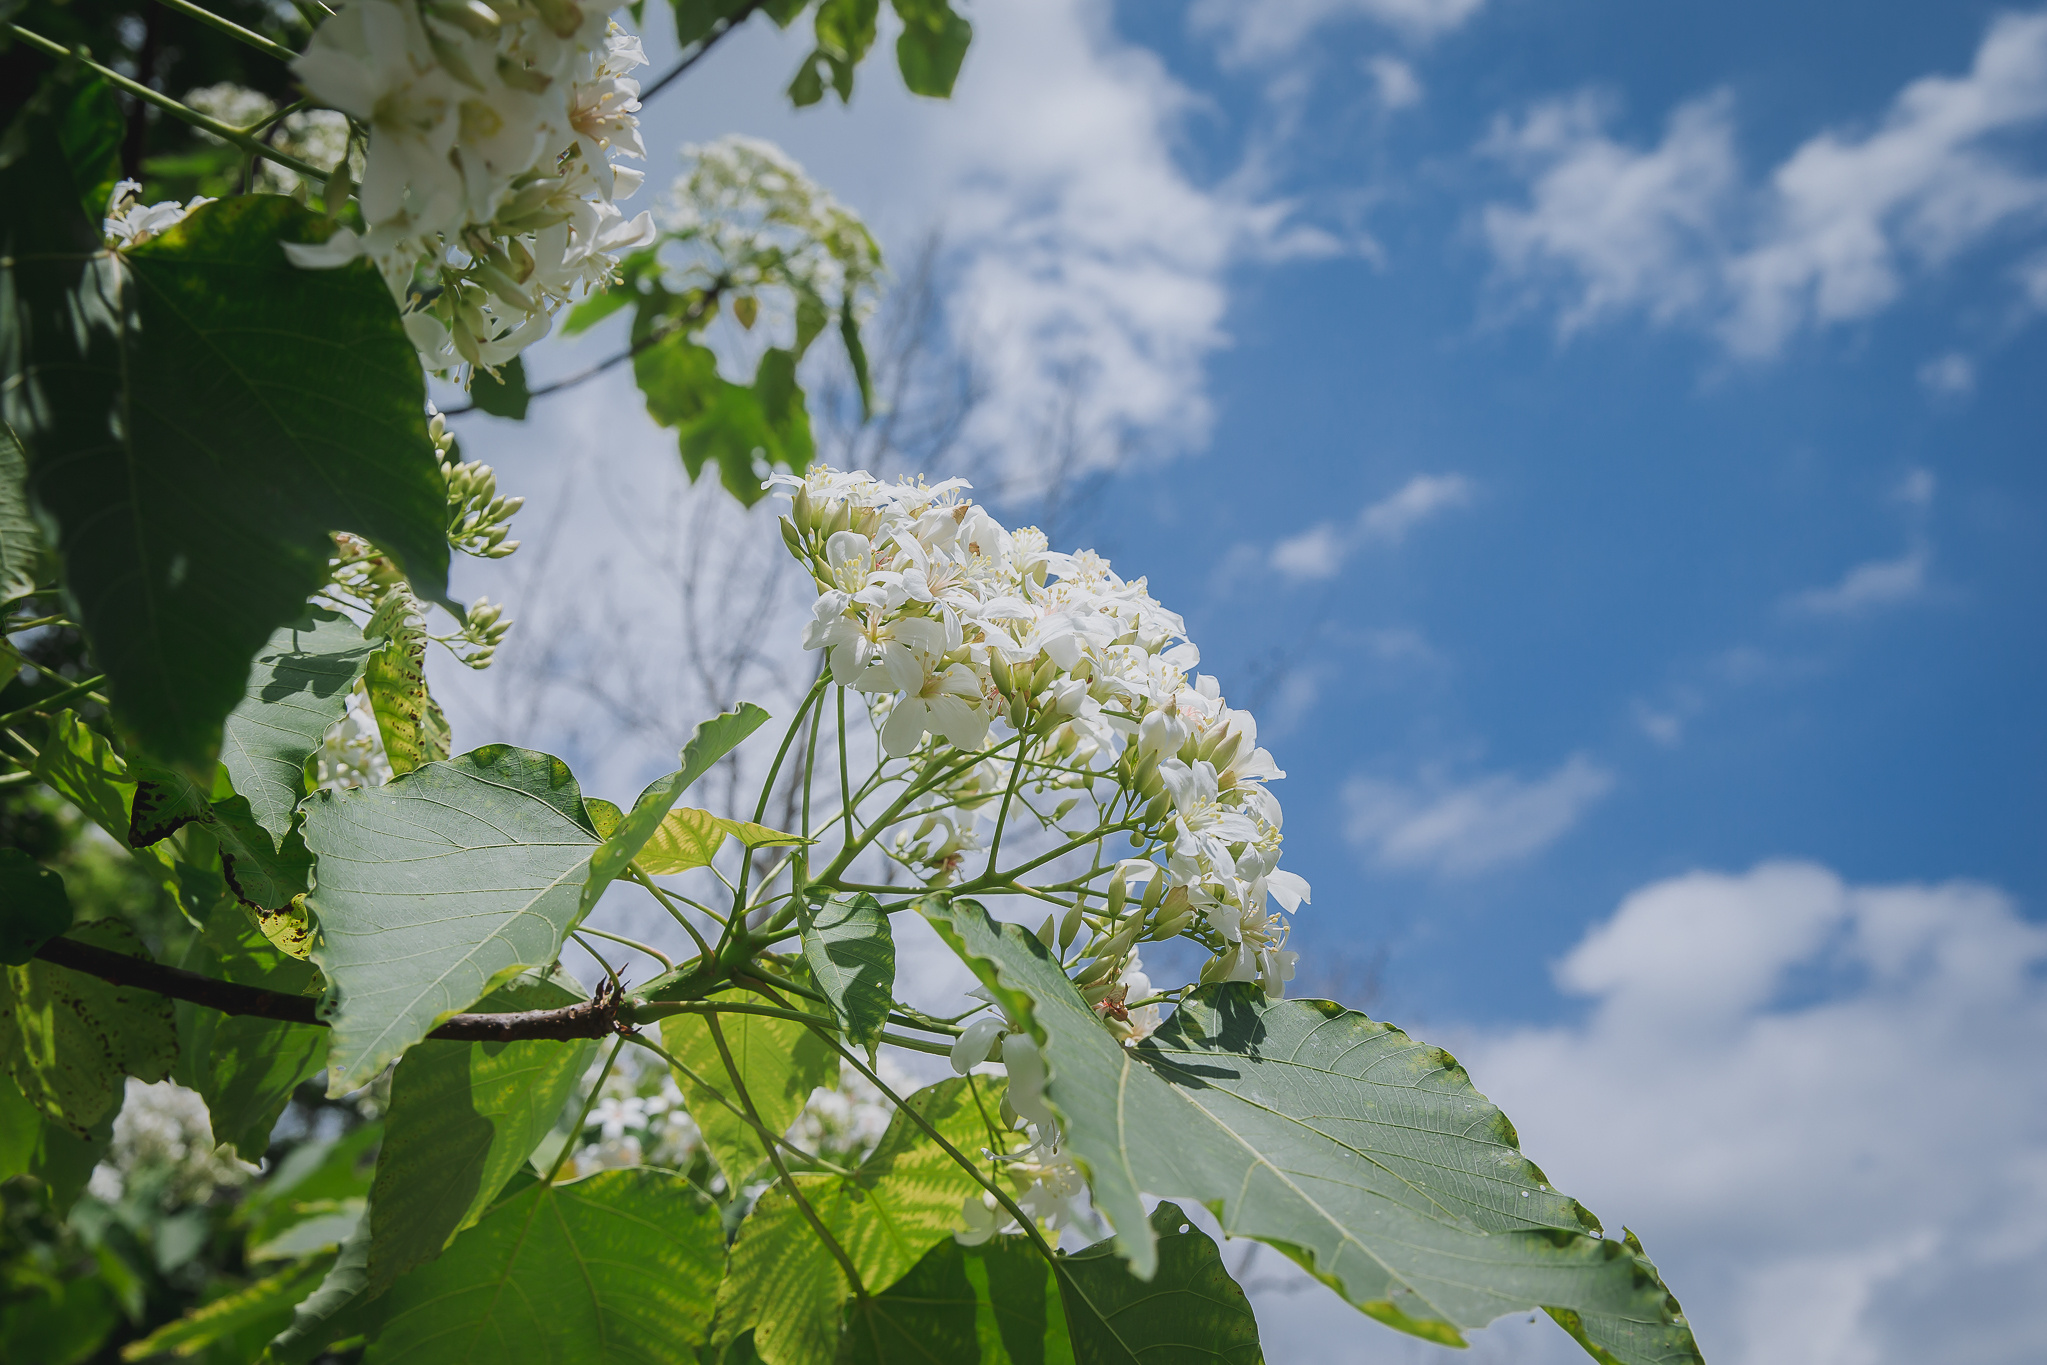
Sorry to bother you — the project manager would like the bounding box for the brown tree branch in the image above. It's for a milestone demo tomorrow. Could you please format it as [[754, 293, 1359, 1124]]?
[[31, 935, 630, 1041]]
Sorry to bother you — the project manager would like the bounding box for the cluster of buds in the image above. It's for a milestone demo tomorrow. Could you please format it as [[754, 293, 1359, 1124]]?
[[439, 596, 511, 668], [438, 418, 524, 558]]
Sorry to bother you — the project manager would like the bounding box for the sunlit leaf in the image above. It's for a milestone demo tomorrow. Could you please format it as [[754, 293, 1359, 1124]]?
[[0, 920, 177, 1136], [362, 1168, 726, 1364], [713, 1075, 1019, 1365], [661, 1008, 836, 1182], [300, 746, 601, 1092], [920, 899, 1701, 1365], [584, 702, 770, 914], [363, 584, 451, 778], [219, 608, 377, 841]]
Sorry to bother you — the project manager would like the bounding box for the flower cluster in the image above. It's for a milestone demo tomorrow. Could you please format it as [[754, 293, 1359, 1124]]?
[[287, 0, 656, 377], [102, 179, 213, 250], [772, 465, 1311, 1010]]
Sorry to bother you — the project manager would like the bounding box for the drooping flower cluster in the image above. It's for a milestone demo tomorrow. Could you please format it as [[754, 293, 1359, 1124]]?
[[771, 465, 1311, 1010], [286, 0, 655, 377]]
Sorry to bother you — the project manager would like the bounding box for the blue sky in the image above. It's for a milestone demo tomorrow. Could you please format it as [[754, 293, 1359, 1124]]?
[[440, 3, 2047, 1360]]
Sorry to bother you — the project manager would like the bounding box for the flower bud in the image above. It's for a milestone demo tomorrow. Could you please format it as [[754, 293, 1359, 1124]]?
[[1058, 902, 1085, 953], [1105, 868, 1128, 921], [780, 516, 803, 557]]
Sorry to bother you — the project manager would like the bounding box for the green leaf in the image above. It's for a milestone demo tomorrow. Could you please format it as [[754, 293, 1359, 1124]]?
[[0, 849, 71, 965], [32, 710, 144, 847], [0, 422, 50, 604], [836, 1237, 980, 1365], [713, 1075, 1020, 1365], [964, 1237, 1075, 1365], [634, 330, 724, 427], [0, 1067, 115, 1214], [0, 920, 177, 1136], [799, 895, 894, 1048], [174, 901, 329, 1161], [364, 973, 593, 1294], [720, 817, 814, 847], [363, 584, 452, 778], [121, 1252, 337, 1363], [838, 296, 874, 421], [362, 1168, 727, 1364], [583, 702, 770, 915], [1057, 1203, 1262, 1365], [890, 0, 972, 97], [130, 765, 315, 914], [220, 607, 377, 842], [919, 899, 1700, 1365], [469, 354, 531, 419], [634, 334, 814, 506], [560, 277, 637, 335], [671, 0, 766, 46], [584, 797, 624, 838], [637, 806, 727, 874], [266, 1208, 385, 1365], [661, 1008, 836, 1182], [300, 746, 602, 1092], [0, 161, 450, 770]]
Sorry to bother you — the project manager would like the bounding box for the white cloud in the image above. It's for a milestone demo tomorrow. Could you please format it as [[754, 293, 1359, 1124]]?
[[1786, 545, 1929, 615], [1193, 0, 1486, 63], [1441, 863, 2047, 1365], [1483, 11, 2047, 355], [1270, 472, 1474, 580], [1918, 351, 1977, 396], [627, 0, 1290, 491], [1368, 54, 1425, 110], [1343, 753, 1611, 875]]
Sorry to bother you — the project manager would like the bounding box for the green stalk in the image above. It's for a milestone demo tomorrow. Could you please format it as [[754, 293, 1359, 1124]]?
[[150, 0, 302, 63], [6, 22, 329, 181]]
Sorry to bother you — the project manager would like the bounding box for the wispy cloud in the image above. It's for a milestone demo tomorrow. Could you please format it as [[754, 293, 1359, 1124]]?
[[1270, 473, 1474, 580], [1482, 11, 2047, 356], [1917, 352, 1976, 397], [1343, 754, 1612, 875], [1786, 546, 1930, 616], [1192, 0, 1485, 63]]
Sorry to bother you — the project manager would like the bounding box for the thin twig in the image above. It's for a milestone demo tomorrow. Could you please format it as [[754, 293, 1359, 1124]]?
[[639, 0, 768, 104], [149, 0, 300, 63]]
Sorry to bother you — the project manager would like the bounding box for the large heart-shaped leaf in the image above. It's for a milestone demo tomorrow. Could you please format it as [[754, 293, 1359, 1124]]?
[[0, 850, 71, 965], [0, 81, 448, 771], [364, 972, 593, 1293], [362, 1167, 726, 1364], [301, 746, 602, 1091], [921, 899, 1700, 1365], [220, 608, 377, 841]]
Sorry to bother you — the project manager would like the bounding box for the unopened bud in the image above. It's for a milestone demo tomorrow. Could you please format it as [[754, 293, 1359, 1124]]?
[[1058, 903, 1084, 953]]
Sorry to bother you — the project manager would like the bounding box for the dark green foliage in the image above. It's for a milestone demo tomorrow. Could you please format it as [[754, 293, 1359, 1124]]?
[[470, 355, 532, 419], [0, 92, 448, 770], [0, 848, 70, 964], [1058, 1205, 1263, 1365], [891, 0, 974, 97], [0, 920, 176, 1138], [362, 974, 592, 1294]]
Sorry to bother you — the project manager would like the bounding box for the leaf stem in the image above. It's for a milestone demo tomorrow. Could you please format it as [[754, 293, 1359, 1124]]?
[[545, 1035, 623, 1183], [704, 1011, 869, 1298], [148, 0, 301, 63], [5, 22, 328, 180], [0, 674, 108, 729], [576, 924, 676, 972], [625, 864, 716, 960], [623, 1031, 854, 1177]]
